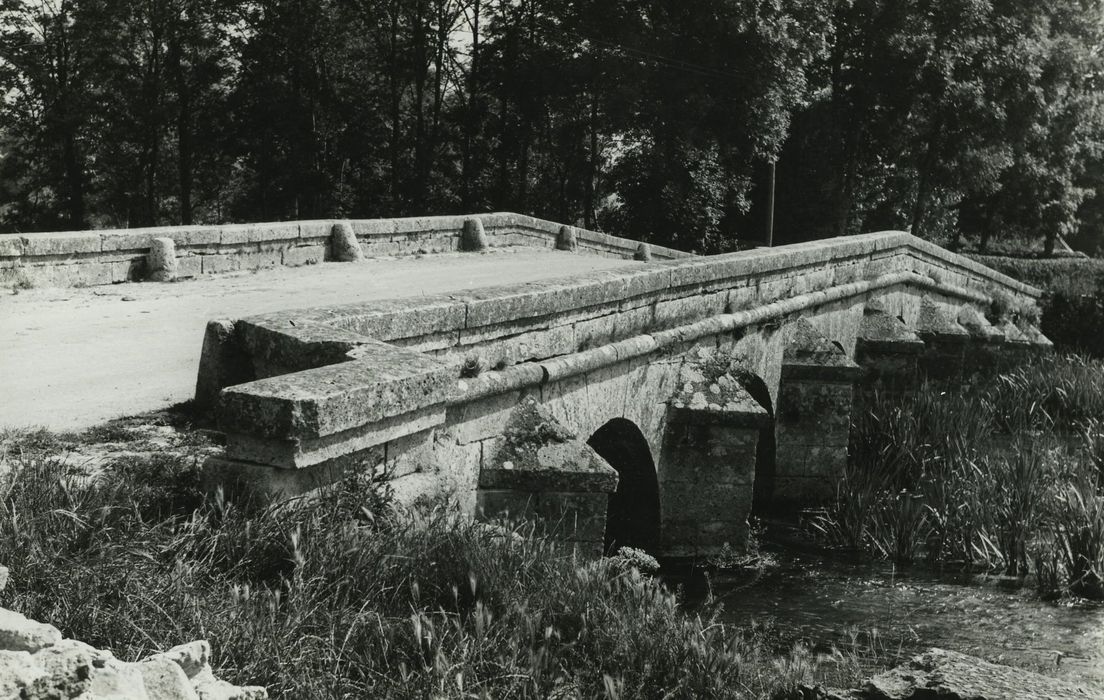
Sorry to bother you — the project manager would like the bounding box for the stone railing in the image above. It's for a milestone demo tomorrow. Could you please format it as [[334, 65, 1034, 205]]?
[[0, 565, 266, 700], [0, 213, 690, 288]]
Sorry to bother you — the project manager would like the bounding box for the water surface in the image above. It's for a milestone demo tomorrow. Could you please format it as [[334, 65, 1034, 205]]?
[[672, 549, 1104, 692]]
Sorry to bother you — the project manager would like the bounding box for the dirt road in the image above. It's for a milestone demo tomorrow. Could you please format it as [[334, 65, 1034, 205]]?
[[0, 250, 634, 431]]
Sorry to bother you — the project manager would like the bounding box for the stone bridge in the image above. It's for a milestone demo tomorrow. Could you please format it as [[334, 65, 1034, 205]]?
[[195, 216, 1049, 558]]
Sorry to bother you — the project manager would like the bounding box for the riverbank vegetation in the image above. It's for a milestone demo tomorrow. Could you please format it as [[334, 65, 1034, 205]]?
[[815, 354, 1104, 599], [0, 421, 865, 699]]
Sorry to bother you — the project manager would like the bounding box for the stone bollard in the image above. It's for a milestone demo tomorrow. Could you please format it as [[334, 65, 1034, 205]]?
[[461, 217, 489, 252], [556, 225, 577, 252], [148, 238, 178, 282], [0, 564, 7, 592], [331, 221, 363, 262], [634, 242, 652, 261]]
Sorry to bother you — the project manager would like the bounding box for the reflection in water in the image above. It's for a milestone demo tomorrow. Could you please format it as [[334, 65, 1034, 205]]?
[[667, 549, 1104, 692]]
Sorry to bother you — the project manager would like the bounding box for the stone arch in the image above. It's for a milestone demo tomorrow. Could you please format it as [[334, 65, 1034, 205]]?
[[587, 418, 661, 554], [744, 374, 778, 514]]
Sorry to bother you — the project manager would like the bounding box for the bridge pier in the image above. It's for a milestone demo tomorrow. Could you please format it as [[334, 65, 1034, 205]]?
[[658, 358, 769, 557], [855, 304, 925, 396], [475, 398, 617, 557], [774, 320, 861, 509]]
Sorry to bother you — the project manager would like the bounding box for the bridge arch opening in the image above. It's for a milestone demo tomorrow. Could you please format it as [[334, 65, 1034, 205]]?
[[745, 375, 778, 514], [587, 418, 661, 555]]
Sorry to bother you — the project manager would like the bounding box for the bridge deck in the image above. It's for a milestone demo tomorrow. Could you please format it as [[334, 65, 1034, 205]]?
[[0, 250, 635, 431]]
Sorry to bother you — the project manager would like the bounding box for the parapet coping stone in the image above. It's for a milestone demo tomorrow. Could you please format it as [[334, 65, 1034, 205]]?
[[217, 342, 453, 439]]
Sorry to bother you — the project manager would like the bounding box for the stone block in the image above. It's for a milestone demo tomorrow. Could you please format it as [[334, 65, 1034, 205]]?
[[147, 640, 211, 678], [480, 398, 617, 493], [204, 451, 383, 502], [661, 481, 753, 519], [139, 657, 199, 700], [283, 244, 327, 266], [22, 231, 101, 256], [0, 235, 25, 257], [0, 608, 62, 652], [217, 346, 453, 440], [556, 225, 577, 251], [0, 650, 45, 697], [461, 218, 488, 251], [148, 237, 178, 282], [331, 221, 362, 262], [219, 223, 298, 246], [174, 254, 201, 279], [324, 297, 467, 343], [224, 405, 443, 469], [447, 391, 525, 445]]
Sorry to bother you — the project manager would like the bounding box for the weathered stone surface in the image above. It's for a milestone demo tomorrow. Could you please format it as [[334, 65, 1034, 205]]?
[[834, 647, 1094, 700], [147, 640, 211, 679], [140, 656, 200, 700], [195, 320, 253, 411], [782, 318, 862, 381], [857, 306, 924, 354], [461, 217, 489, 251], [331, 221, 363, 262], [667, 356, 769, 428], [480, 398, 618, 492], [217, 344, 452, 440], [916, 298, 970, 343], [0, 609, 62, 652], [556, 225, 577, 251], [148, 237, 179, 282], [0, 650, 46, 697]]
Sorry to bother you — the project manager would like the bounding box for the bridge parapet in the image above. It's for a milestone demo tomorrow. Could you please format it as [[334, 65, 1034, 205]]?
[[0, 212, 690, 288]]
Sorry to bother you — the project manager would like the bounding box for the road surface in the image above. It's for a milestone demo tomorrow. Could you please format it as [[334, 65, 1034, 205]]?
[[0, 250, 634, 431]]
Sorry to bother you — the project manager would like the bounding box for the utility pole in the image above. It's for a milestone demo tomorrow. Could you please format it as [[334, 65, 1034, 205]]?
[[766, 159, 776, 247]]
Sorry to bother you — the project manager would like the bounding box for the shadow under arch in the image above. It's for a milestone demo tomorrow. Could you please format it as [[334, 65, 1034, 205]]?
[[587, 418, 661, 555], [744, 375, 778, 514]]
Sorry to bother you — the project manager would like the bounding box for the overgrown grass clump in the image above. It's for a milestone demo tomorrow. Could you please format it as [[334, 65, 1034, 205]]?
[[0, 428, 856, 699], [816, 354, 1104, 599]]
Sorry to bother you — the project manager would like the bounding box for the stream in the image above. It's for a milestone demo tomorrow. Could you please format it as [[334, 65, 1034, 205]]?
[[670, 548, 1104, 692]]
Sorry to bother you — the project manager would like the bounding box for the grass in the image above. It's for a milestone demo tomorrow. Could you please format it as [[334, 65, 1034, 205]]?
[[815, 354, 1104, 599], [0, 425, 867, 699]]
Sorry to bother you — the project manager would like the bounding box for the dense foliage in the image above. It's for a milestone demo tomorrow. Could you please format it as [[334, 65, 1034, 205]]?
[[1, 1, 1102, 254]]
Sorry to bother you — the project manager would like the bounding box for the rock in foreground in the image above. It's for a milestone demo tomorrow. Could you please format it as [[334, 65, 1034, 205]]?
[[819, 648, 1099, 700]]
